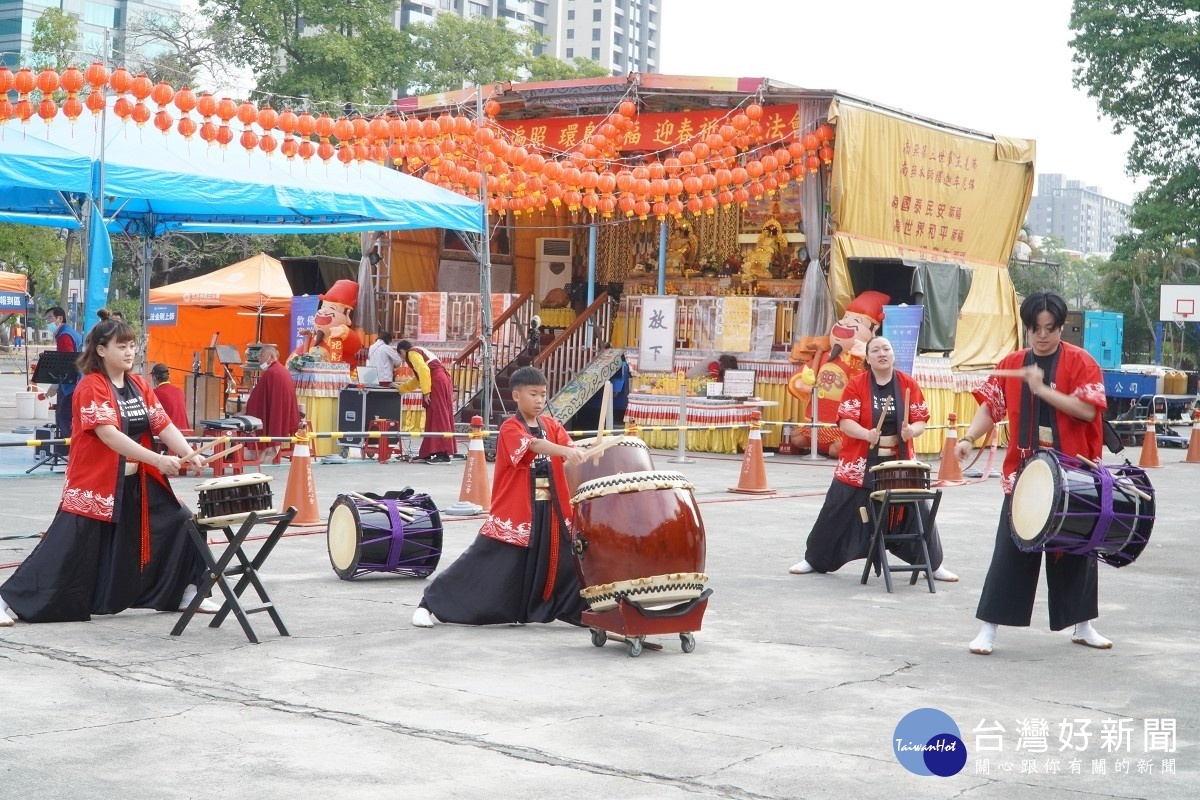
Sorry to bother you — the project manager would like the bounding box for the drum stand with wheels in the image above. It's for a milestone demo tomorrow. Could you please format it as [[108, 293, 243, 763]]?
[[582, 589, 712, 658], [171, 508, 298, 644]]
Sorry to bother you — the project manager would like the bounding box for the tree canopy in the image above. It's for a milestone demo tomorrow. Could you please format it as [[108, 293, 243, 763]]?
[[28, 8, 79, 70], [405, 14, 543, 94], [528, 55, 612, 82]]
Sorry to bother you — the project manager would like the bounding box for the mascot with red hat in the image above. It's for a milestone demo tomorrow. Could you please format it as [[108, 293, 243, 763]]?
[[293, 279, 363, 370], [787, 290, 889, 457]]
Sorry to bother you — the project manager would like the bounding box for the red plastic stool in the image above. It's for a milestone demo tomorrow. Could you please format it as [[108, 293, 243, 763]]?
[[201, 426, 247, 477]]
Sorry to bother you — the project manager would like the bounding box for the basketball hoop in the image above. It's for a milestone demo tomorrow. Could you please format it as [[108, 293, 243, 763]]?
[[1173, 312, 1191, 330]]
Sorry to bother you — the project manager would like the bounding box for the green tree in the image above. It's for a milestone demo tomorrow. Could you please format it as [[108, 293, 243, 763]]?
[[28, 8, 79, 69], [200, 0, 410, 105], [406, 14, 542, 94], [528, 55, 611, 82], [0, 224, 66, 321]]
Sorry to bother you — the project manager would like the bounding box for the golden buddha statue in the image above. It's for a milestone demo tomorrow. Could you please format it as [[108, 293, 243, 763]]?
[[664, 219, 699, 277], [742, 217, 792, 279]]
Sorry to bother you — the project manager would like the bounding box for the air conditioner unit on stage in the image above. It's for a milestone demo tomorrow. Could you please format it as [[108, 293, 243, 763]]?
[[535, 238, 574, 303]]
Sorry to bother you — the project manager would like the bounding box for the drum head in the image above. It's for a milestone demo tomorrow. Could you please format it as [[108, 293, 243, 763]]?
[[327, 497, 362, 579], [1011, 457, 1056, 542], [869, 460, 931, 472]]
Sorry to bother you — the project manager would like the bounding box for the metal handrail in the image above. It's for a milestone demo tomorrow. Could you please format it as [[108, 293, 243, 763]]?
[[449, 292, 535, 414], [533, 293, 614, 400]]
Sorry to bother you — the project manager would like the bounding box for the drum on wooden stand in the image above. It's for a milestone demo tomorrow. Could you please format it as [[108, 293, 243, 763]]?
[[564, 435, 655, 494], [195, 473, 276, 526], [327, 490, 443, 580], [570, 470, 708, 611], [1009, 450, 1155, 567], [869, 460, 932, 492]]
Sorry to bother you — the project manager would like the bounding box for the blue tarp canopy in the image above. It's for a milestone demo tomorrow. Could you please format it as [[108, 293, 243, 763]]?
[[0, 105, 484, 326]]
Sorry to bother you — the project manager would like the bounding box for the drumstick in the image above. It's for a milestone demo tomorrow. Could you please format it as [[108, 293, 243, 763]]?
[[874, 398, 891, 432], [596, 380, 613, 442], [985, 369, 1029, 379], [347, 491, 418, 521], [1073, 454, 1153, 502], [195, 436, 230, 456], [201, 443, 243, 465], [581, 436, 622, 463], [903, 388, 910, 431]]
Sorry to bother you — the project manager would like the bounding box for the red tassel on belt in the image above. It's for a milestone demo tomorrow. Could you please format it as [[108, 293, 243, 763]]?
[[139, 468, 151, 571], [543, 512, 560, 602]]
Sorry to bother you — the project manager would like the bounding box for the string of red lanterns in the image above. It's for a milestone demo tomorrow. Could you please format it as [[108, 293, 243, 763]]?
[[0, 63, 836, 221]]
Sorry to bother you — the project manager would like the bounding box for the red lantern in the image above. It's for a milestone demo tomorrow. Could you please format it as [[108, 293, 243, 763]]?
[[260, 133, 278, 156], [633, 199, 651, 219], [196, 93, 217, 119], [805, 154, 821, 173], [746, 160, 764, 179], [296, 112, 317, 137], [733, 187, 750, 206], [282, 137, 300, 159], [421, 118, 439, 139], [14, 67, 35, 96], [217, 97, 237, 122], [277, 109, 298, 135], [108, 67, 131, 94], [84, 62, 108, 90], [730, 166, 749, 185], [257, 105, 278, 132], [484, 99, 500, 117], [214, 125, 233, 147], [199, 121, 218, 143], [618, 100, 636, 118], [314, 114, 334, 139], [60, 66, 84, 95], [150, 81, 173, 107], [818, 145, 834, 165], [691, 141, 710, 161], [701, 194, 717, 214], [787, 141, 805, 160], [405, 117, 422, 138], [686, 196, 703, 214], [351, 116, 369, 139], [745, 103, 763, 121], [177, 116, 198, 138], [131, 102, 151, 126], [84, 91, 104, 116], [802, 133, 820, 152], [173, 86, 196, 114], [388, 117, 405, 139], [36, 68, 59, 95], [236, 100, 258, 126], [113, 97, 133, 121], [153, 109, 173, 133], [816, 123, 834, 143], [369, 116, 389, 140], [1, 96, 18, 121], [36, 97, 57, 124], [299, 140, 316, 161], [14, 99, 32, 123], [129, 74, 153, 100], [61, 95, 83, 121], [0, 66, 13, 94]]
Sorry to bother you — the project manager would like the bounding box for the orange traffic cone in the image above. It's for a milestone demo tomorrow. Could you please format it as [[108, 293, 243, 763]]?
[[458, 416, 492, 511], [1185, 410, 1200, 464], [729, 411, 776, 495], [282, 435, 324, 525], [935, 412, 964, 485], [1138, 415, 1162, 469]]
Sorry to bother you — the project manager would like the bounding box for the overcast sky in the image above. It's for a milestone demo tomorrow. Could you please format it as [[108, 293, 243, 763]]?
[[658, 0, 1142, 205]]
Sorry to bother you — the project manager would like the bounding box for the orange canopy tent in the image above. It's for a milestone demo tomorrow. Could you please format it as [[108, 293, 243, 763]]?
[[0, 269, 28, 293], [147, 253, 292, 376]]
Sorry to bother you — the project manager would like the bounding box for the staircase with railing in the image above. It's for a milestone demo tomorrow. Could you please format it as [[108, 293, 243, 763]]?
[[532, 293, 620, 422], [449, 292, 536, 423]]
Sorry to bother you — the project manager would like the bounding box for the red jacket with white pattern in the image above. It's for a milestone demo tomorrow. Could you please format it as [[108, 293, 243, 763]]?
[[971, 342, 1106, 494], [59, 371, 174, 521], [833, 369, 930, 488]]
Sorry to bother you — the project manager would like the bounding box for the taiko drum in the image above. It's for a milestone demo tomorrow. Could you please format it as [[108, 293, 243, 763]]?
[[563, 435, 655, 495]]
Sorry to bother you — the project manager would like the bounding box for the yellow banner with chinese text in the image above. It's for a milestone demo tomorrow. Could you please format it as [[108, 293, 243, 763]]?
[[827, 101, 1034, 367]]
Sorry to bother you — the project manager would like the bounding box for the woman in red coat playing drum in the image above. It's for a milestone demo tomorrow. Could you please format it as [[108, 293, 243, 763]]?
[[789, 336, 958, 581]]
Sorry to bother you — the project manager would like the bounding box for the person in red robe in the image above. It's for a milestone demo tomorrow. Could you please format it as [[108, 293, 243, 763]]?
[[958, 291, 1110, 655], [396, 341, 457, 463], [789, 336, 958, 580], [412, 366, 587, 627], [150, 363, 190, 431], [1, 317, 217, 626], [245, 344, 302, 465]]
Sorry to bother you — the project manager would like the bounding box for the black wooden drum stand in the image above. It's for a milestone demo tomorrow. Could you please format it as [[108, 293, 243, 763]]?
[[171, 508, 297, 643], [861, 489, 942, 593]]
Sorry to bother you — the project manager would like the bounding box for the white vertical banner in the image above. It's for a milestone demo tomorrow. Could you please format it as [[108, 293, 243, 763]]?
[[639, 295, 677, 372]]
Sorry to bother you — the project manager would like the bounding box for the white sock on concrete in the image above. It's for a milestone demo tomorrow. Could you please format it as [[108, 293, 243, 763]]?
[[412, 607, 436, 628], [969, 623, 997, 655], [1071, 620, 1112, 649], [788, 560, 815, 575], [0, 596, 15, 625]]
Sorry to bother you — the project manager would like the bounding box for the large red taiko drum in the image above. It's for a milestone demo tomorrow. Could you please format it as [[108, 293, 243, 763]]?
[[564, 435, 655, 495], [570, 470, 708, 611]]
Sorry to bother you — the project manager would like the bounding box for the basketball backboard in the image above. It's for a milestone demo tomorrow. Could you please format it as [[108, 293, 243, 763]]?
[[1159, 284, 1200, 322]]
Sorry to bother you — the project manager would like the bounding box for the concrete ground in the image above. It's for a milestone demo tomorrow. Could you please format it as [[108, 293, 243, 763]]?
[[0, 372, 1196, 799]]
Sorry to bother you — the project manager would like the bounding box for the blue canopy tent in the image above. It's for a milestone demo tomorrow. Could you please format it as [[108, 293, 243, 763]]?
[[0, 105, 484, 334]]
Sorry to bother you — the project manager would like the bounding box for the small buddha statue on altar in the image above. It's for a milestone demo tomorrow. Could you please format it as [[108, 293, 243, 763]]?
[[742, 217, 792, 279], [664, 219, 699, 277]]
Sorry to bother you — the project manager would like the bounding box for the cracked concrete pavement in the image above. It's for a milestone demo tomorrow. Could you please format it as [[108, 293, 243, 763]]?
[[0, 392, 1196, 798]]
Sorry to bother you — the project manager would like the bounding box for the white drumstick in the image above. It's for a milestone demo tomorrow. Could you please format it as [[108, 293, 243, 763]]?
[[1074, 454, 1152, 502]]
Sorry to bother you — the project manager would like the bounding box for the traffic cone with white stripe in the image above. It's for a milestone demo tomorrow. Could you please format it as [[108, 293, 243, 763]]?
[[729, 411, 776, 495], [1139, 414, 1162, 469], [458, 416, 492, 511], [282, 433, 324, 525]]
